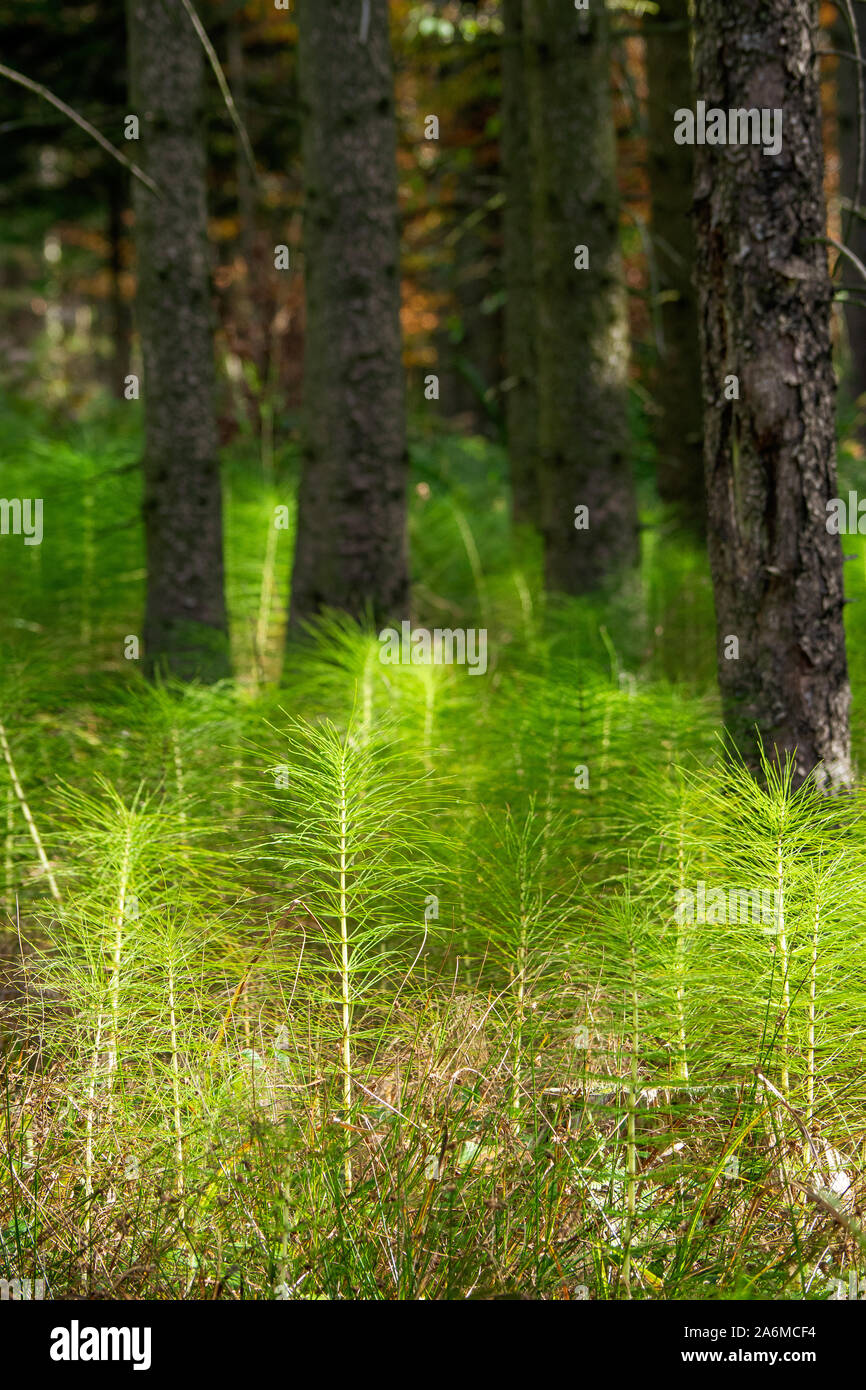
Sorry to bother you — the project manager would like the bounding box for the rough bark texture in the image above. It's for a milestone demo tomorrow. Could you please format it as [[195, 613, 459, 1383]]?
[[645, 0, 705, 531], [523, 0, 638, 594], [127, 0, 230, 681], [693, 0, 852, 788], [290, 0, 409, 628], [502, 0, 539, 527], [836, 2, 866, 410]]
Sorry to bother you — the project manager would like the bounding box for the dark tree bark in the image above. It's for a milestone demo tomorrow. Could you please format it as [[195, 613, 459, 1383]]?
[[523, 0, 638, 594], [693, 0, 852, 788], [127, 0, 230, 681], [644, 0, 704, 532], [502, 0, 539, 529], [290, 0, 409, 628], [836, 2, 866, 412]]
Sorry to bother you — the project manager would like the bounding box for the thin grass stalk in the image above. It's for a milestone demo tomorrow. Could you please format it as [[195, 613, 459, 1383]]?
[[171, 729, 187, 825], [337, 750, 352, 1190], [511, 913, 528, 1131], [167, 955, 186, 1225], [806, 895, 819, 1141], [4, 783, 13, 915], [255, 513, 279, 684], [457, 859, 473, 985], [539, 718, 560, 873], [232, 754, 242, 824], [622, 945, 639, 1300], [775, 837, 790, 1096], [106, 826, 133, 1110], [0, 721, 61, 903], [83, 1003, 106, 1288], [452, 506, 490, 628], [600, 698, 611, 794], [673, 823, 690, 1085]]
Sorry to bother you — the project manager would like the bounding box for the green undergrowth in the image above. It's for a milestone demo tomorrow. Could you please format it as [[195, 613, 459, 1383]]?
[[1, 398, 866, 1300]]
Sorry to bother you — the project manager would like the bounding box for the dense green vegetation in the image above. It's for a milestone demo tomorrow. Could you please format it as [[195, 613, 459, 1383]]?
[[3, 394, 866, 1301]]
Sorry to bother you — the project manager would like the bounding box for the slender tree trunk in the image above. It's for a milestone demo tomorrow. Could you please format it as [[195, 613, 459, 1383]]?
[[523, 0, 638, 594], [693, 0, 852, 789], [836, 3, 866, 411], [502, 0, 539, 529], [644, 0, 704, 531], [290, 0, 409, 627], [127, 0, 230, 681]]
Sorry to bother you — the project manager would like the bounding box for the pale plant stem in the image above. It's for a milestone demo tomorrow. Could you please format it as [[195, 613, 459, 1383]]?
[[4, 783, 13, 914], [255, 513, 279, 682], [806, 896, 819, 1142], [511, 863, 529, 1130], [107, 830, 133, 1115], [84, 1004, 106, 1289], [600, 699, 611, 793], [514, 569, 533, 644], [622, 946, 639, 1300], [176, 0, 258, 182], [458, 864, 473, 986], [673, 825, 690, 1085], [775, 838, 790, 1096], [511, 930, 528, 1131], [453, 507, 489, 628], [167, 955, 186, 1225], [0, 720, 61, 903], [338, 756, 352, 1190], [171, 729, 187, 824], [539, 720, 560, 873], [0, 62, 160, 194]]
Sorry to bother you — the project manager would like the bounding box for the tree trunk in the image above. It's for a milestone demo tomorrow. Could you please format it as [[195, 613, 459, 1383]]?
[[644, 0, 704, 531], [127, 0, 230, 681], [693, 0, 852, 789], [502, 0, 539, 529], [836, 2, 866, 411], [290, 0, 409, 628], [523, 0, 638, 595]]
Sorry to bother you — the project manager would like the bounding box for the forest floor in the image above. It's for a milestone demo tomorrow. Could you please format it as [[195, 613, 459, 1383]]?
[[3, 395, 866, 1300]]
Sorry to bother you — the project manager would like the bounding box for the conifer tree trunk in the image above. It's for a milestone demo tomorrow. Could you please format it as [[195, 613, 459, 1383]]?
[[290, 0, 409, 627], [502, 0, 539, 528], [523, 0, 637, 594], [645, 0, 704, 531], [693, 0, 852, 788], [127, 0, 230, 681], [837, 3, 866, 411]]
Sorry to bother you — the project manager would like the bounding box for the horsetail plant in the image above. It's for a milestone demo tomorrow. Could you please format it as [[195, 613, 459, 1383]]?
[[262, 714, 440, 1189]]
